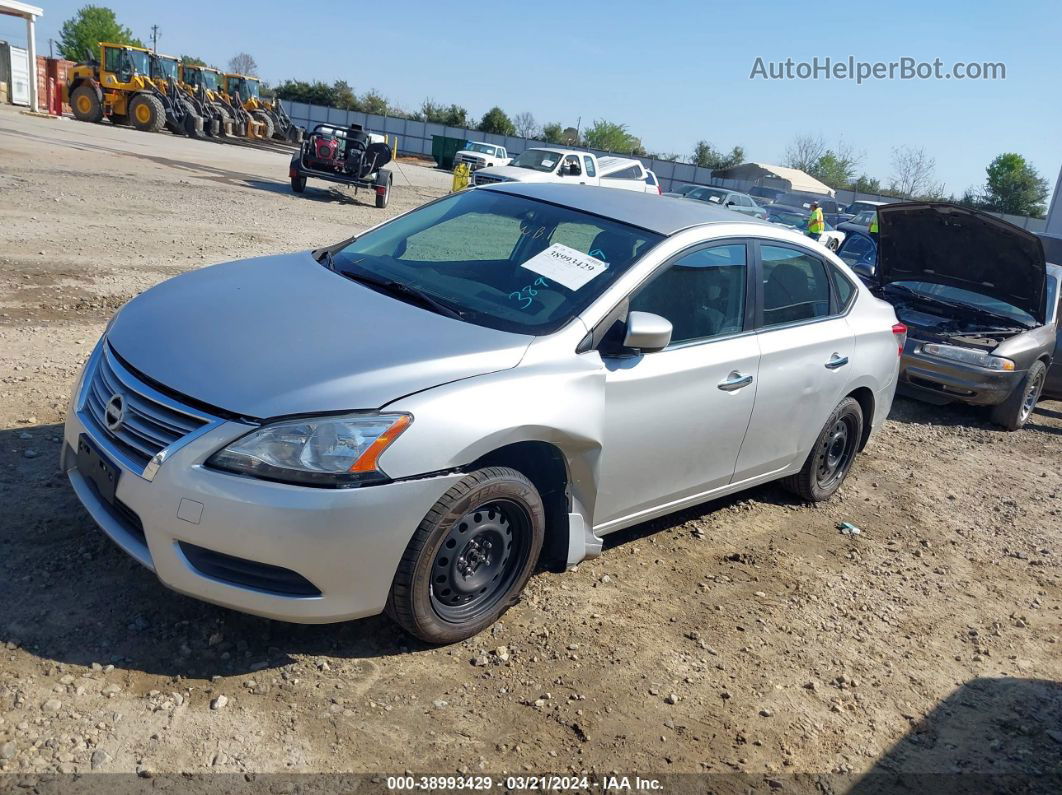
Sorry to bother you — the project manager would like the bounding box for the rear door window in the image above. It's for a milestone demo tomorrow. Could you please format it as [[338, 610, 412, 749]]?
[[760, 244, 832, 326]]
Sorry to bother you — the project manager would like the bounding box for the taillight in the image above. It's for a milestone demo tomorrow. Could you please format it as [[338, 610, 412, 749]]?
[[657, 184, 662, 195], [891, 323, 907, 357]]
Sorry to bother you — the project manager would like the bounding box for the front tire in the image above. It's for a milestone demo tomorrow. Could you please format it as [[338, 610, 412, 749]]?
[[387, 467, 544, 644], [290, 174, 306, 193], [71, 86, 103, 123], [782, 396, 863, 502], [129, 93, 165, 132], [990, 360, 1046, 431]]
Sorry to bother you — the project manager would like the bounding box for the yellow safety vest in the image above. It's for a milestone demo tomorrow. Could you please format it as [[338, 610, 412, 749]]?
[[808, 208, 825, 234], [868, 214, 878, 234]]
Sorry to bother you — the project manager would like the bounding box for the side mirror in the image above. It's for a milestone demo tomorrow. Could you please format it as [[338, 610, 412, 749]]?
[[852, 261, 876, 279], [624, 312, 672, 353]]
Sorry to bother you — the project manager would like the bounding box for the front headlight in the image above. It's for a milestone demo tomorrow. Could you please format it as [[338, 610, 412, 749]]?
[[207, 413, 412, 486], [919, 343, 1015, 371]]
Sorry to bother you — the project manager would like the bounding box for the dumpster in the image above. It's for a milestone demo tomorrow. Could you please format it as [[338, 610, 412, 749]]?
[[431, 135, 468, 170]]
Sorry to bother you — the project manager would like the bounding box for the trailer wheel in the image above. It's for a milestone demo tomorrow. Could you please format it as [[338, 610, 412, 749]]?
[[291, 175, 306, 193], [71, 85, 103, 123], [129, 94, 165, 133], [252, 111, 274, 140], [375, 172, 392, 209]]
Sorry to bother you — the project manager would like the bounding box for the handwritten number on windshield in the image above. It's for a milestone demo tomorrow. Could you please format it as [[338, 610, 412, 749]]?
[[509, 277, 550, 310]]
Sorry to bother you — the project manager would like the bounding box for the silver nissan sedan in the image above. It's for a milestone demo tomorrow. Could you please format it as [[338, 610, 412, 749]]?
[[63, 183, 903, 643]]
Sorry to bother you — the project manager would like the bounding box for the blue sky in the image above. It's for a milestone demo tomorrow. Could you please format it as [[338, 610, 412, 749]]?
[[4, 0, 1059, 199]]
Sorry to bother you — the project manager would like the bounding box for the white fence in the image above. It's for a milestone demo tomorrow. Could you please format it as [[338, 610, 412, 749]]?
[[279, 99, 1048, 235]]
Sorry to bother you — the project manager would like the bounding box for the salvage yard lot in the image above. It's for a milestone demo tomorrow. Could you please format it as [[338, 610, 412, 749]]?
[[0, 107, 1060, 780]]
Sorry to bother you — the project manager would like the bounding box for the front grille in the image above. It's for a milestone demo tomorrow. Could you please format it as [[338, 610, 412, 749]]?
[[473, 172, 506, 185], [80, 345, 213, 472], [178, 542, 322, 597]]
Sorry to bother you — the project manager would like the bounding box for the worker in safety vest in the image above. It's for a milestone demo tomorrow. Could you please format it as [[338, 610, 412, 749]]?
[[807, 202, 825, 239]]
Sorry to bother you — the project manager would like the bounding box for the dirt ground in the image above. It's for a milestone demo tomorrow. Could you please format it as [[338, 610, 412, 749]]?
[[1, 106, 1060, 786]]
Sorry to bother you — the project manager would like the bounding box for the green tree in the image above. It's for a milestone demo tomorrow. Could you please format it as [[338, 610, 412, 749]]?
[[478, 106, 516, 136], [332, 80, 358, 110], [541, 122, 564, 143], [418, 99, 471, 127], [360, 89, 389, 115], [583, 119, 639, 153], [180, 54, 209, 67], [810, 150, 857, 190], [981, 153, 1049, 218], [58, 5, 143, 61], [692, 140, 744, 170], [851, 174, 881, 194]]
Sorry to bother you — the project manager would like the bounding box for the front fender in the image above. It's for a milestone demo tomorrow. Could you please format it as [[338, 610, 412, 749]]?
[[379, 356, 606, 523]]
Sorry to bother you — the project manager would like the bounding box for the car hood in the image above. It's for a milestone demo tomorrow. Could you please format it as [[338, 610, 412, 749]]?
[[107, 252, 532, 419], [477, 165, 557, 183], [878, 202, 1047, 323]]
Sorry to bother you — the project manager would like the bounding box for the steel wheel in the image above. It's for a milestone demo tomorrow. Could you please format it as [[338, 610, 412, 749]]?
[[430, 499, 532, 624], [815, 414, 858, 491]]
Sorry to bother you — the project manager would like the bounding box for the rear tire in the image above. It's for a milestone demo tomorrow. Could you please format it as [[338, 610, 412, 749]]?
[[375, 173, 391, 209], [290, 174, 306, 193], [782, 397, 863, 502], [71, 86, 103, 123], [990, 360, 1046, 431], [386, 467, 544, 644], [129, 93, 165, 133]]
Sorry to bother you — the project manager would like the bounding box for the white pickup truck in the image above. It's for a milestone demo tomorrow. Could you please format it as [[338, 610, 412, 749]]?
[[454, 142, 511, 171], [472, 147, 657, 193]]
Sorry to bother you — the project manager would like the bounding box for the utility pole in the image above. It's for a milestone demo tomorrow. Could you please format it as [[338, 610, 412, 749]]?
[[150, 25, 160, 54]]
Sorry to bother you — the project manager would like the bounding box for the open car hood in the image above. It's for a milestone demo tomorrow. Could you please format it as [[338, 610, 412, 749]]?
[[877, 203, 1047, 323]]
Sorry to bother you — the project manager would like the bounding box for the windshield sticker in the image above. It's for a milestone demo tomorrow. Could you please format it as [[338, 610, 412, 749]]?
[[540, 159, 555, 168], [520, 244, 608, 291]]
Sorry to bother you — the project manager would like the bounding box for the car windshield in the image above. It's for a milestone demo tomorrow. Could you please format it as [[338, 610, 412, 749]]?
[[465, 143, 496, 155], [327, 189, 662, 334], [888, 281, 1037, 327], [674, 184, 701, 195], [851, 210, 876, 225], [838, 234, 876, 266], [127, 50, 150, 75], [777, 193, 820, 209], [768, 210, 806, 227], [510, 150, 563, 172], [689, 188, 727, 204]]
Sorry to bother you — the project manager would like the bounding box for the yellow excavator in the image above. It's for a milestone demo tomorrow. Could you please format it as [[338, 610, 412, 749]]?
[[65, 42, 201, 137], [222, 73, 303, 143]]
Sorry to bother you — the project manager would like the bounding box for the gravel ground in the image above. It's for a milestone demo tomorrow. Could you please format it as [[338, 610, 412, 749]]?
[[0, 106, 1060, 785]]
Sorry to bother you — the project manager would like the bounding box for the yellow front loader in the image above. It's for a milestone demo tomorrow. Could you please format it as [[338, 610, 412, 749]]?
[[222, 73, 304, 143], [65, 43, 200, 137]]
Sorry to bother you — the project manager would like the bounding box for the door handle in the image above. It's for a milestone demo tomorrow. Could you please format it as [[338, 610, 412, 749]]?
[[718, 371, 754, 391], [825, 354, 849, 369]]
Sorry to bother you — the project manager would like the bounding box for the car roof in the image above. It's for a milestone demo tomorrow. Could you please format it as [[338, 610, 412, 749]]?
[[480, 183, 770, 235]]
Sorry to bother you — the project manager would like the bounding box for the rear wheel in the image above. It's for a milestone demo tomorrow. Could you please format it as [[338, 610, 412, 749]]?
[[990, 360, 1046, 431], [375, 173, 392, 209], [71, 86, 103, 123], [387, 467, 544, 644], [129, 93, 165, 132], [782, 397, 863, 502], [290, 174, 306, 193]]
